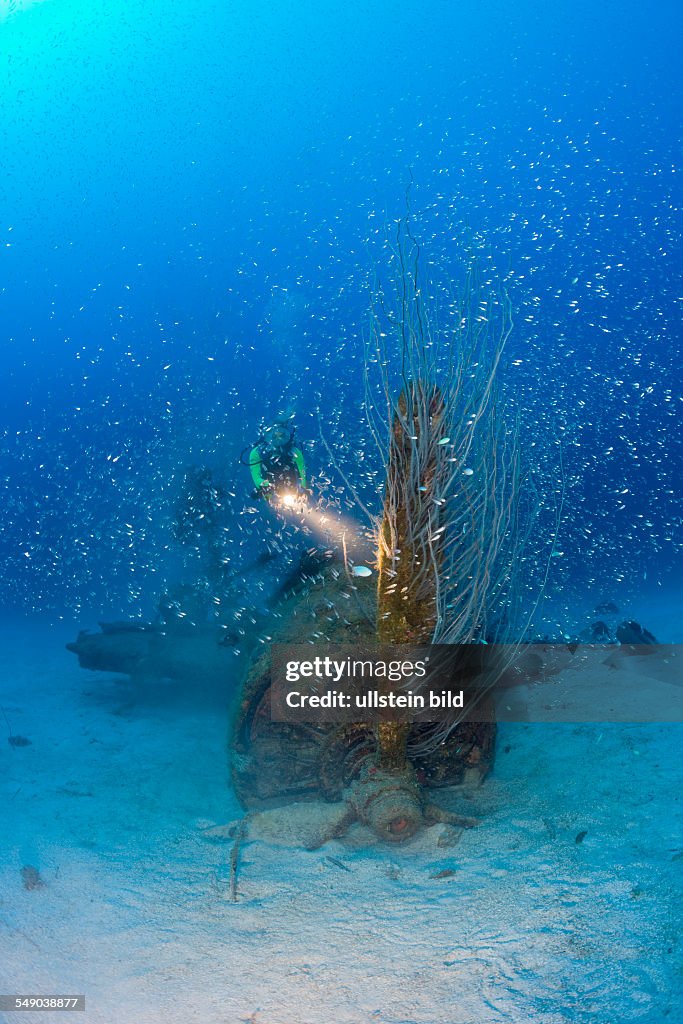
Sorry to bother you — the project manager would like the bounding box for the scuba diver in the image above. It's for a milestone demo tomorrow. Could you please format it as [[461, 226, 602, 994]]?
[[173, 466, 226, 548], [247, 419, 308, 505], [171, 465, 229, 619]]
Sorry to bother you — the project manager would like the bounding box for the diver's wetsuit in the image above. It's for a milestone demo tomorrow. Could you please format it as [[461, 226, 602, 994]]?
[[249, 443, 307, 494]]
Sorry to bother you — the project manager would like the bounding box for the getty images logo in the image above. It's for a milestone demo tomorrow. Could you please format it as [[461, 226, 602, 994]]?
[[284, 654, 429, 684]]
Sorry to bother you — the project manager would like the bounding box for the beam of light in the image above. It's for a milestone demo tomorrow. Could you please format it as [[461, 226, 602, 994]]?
[[273, 490, 376, 570]]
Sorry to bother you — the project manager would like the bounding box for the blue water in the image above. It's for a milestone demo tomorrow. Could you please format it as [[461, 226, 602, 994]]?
[[1, 0, 681, 625], [1, 3, 682, 1021]]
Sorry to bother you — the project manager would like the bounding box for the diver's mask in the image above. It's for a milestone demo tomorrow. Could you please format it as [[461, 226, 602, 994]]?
[[262, 422, 294, 451]]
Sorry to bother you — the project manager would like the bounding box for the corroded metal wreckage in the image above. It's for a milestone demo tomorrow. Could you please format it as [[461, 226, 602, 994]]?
[[209, 384, 497, 849], [65, 552, 334, 684], [203, 558, 493, 850], [66, 618, 235, 684]]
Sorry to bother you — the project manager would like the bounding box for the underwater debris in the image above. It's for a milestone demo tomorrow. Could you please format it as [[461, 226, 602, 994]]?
[[20, 866, 45, 890], [208, 782, 479, 851], [616, 620, 658, 645], [324, 855, 352, 872], [588, 621, 611, 643], [542, 818, 557, 840], [267, 547, 339, 606], [66, 544, 344, 685], [224, 233, 523, 848], [306, 764, 480, 848], [231, 609, 494, 812], [66, 620, 237, 682], [575, 830, 588, 845], [229, 820, 247, 902], [8, 735, 31, 747], [1, 706, 30, 748]]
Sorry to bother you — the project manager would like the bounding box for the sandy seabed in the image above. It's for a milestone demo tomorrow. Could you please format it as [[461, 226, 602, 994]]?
[[1, 609, 681, 1024]]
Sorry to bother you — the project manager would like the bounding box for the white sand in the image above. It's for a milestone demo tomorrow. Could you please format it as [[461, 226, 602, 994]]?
[[1, 616, 681, 1024]]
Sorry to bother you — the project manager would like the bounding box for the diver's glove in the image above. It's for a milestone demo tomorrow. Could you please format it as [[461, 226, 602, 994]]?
[[251, 485, 271, 500]]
